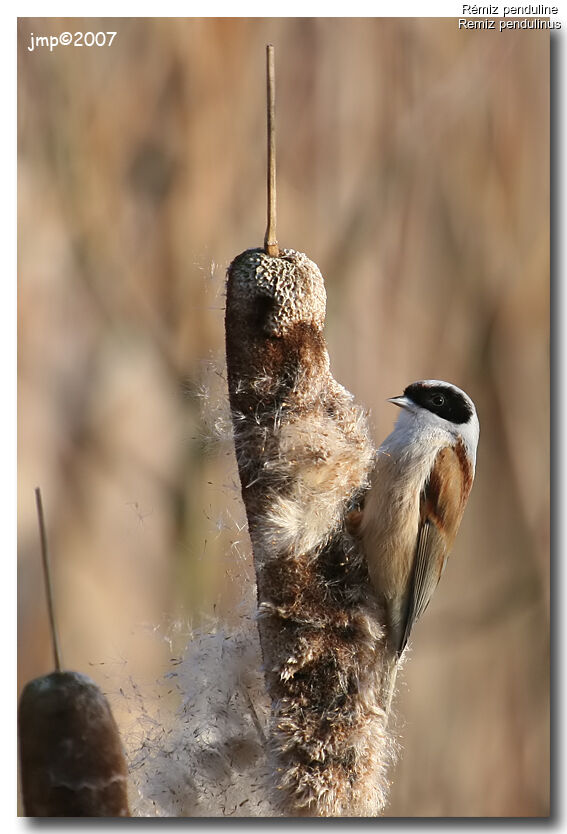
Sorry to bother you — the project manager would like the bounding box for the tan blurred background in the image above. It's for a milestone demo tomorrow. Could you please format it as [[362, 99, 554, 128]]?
[[17, 18, 549, 817]]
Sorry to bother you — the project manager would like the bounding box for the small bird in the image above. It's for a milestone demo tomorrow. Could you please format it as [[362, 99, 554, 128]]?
[[358, 380, 480, 657]]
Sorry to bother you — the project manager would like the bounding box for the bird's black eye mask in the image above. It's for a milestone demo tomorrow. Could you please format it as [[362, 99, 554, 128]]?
[[404, 383, 473, 425]]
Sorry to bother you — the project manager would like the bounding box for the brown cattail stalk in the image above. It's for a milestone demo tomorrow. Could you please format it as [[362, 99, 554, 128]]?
[[225, 249, 395, 816], [19, 671, 131, 816], [19, 489, 130, 817], [224, 45, 399, 818]]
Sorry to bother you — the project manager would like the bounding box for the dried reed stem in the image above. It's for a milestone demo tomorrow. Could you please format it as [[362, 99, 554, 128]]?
[[264, 45, 279, 258], [34, 487, 62, 672]]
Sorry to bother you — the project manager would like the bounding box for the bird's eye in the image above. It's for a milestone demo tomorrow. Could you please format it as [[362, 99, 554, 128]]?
[[431, 394, 445, 407]]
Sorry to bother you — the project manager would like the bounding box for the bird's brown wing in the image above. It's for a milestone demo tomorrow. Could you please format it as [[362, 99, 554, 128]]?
[[399, 442, 473, 654]]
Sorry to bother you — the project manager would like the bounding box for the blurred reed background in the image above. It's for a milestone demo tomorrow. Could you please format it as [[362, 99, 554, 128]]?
[[17, 17, 549, 816]]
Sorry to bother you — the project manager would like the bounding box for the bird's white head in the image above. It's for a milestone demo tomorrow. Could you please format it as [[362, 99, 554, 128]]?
[[388, 379, 480, 467]]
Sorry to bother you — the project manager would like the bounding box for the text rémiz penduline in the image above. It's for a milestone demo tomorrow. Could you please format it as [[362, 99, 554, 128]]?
[[462, 4, 558, 11]]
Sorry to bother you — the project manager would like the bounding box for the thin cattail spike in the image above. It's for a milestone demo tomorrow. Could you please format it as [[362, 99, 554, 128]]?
[[34, 487, 62, 672], [264, 44, 280, 257]]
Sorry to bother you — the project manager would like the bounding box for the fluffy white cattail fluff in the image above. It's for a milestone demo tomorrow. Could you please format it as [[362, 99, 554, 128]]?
[[125, 617, 276, 817]]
